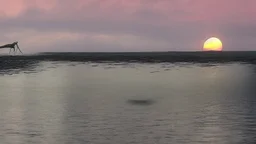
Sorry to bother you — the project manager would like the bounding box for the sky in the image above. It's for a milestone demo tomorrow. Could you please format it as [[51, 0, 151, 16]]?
[[0, 0, 255, 53]]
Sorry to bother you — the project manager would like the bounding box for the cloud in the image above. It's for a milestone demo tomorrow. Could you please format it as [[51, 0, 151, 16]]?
[[0, 0, 256, 52]]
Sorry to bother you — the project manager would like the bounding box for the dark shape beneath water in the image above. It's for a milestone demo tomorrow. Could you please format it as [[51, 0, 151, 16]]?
[[127, 99, 155, 106]]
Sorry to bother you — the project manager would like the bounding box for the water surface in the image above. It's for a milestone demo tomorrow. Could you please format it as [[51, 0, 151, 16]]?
[[0, 60, 255, 144]]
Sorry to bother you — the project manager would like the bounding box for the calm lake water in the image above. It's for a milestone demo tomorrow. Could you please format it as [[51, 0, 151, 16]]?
[[0, 61, 256, 144]]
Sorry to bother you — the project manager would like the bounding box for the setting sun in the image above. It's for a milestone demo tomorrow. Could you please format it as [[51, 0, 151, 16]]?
[[203, 37, 223, 51]]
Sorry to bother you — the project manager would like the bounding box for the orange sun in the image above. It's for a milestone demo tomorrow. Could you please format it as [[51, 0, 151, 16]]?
[[203, 37, 223, 51]]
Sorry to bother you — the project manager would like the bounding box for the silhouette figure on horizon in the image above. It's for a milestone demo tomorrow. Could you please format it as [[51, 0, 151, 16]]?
[[0, 41, 23, 54]]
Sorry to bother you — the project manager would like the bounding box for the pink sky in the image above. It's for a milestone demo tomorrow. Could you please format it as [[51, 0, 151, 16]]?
[[0, 0, 255, 52]]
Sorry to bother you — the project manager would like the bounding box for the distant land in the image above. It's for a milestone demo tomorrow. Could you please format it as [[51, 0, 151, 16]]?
[[1, 51, 256, 63]]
